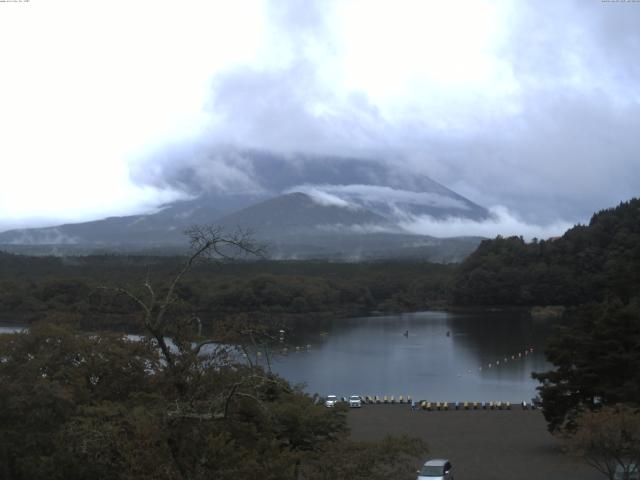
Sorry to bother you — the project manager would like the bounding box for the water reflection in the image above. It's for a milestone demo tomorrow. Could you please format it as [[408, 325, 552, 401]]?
[[270, 310, 553, 402], [0, 310, 554, 402], [0, 326, 24, 334]]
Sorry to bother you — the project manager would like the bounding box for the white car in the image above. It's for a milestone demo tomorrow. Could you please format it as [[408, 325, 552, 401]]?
[[348, 395, 362, 408], [325, 395, 338, 407], [417, 459, 454, 480]]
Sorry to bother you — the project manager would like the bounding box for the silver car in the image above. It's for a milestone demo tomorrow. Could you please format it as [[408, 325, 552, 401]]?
[[324, 395, 338, 408], [417, 459, 454, 480], [348, 395, 362, 408]]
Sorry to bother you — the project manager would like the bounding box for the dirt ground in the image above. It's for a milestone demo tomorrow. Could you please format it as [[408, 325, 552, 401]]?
[[347, 404, 603, 480]]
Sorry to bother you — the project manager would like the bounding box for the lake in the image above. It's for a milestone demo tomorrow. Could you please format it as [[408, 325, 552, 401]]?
[[0, 310, 554, 402], [268, 310, 553, 403]]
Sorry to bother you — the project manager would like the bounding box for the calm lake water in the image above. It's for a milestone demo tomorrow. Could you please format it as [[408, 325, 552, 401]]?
[[1, 310, 554, 402], [269, 310, 553, 402]]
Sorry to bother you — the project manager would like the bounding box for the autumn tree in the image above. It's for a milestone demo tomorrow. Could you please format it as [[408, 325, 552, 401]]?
[[563, 405, 640, 480]]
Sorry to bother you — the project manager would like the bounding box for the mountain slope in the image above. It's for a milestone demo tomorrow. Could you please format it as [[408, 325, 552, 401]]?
[[217, 192, 392, 234], [0, 152, 490, 261], [0, 194, 259, 247], [152, 150, 490, 221]]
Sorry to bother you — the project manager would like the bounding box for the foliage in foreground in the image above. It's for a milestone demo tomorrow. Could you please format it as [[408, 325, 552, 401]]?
[[0, 323, 427, 479], [533, 299, 640, 432], [562, 405, 640, 480]]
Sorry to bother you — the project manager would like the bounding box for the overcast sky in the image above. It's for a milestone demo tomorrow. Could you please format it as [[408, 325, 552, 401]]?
[[1, 0, 639, 236]]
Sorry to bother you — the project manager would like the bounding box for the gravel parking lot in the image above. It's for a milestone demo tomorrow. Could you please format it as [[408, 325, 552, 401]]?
[[348, 404, 602, 480]]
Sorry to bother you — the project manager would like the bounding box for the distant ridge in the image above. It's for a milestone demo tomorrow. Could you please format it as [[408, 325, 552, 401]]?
[[0, 152, 489, 261]]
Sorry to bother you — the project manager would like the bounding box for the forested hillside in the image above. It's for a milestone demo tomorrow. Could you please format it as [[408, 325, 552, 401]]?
[[0, 254, 453, 331], [451, 198, 640, 432], [452, 198, 640, 306]]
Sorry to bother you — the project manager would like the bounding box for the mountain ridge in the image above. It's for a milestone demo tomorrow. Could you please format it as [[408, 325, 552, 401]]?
[[0, 154, 490, 261]]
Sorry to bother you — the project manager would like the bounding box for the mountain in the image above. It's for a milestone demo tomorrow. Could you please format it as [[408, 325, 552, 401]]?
[[208, 192, 482, 261], [0, 152, 489, 261], [0, 194, 259, 247], [0, 191, 483, 261], [216, 192, 391, 234], [151, 150, 490, 221]]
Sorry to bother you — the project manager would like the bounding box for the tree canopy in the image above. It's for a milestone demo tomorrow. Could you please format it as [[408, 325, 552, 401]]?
[[0, 226, 428, 479], [532, 299, 640, 432], [453, 198, 640, 306]]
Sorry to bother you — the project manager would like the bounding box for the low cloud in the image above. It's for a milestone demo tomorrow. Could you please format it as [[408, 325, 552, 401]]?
[[310, 184, 470, 210], [315, 223, 400, 234], [400, 206, 573, 241], [3, 228, 80, 245], [291, 187, 357, 209]]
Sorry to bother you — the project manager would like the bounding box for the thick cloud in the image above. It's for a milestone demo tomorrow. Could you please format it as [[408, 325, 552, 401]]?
[[400, 206, 573, 241], [135, 0, 640, 229], [2, 0, 639, 236], [290, 184, 471, 212]]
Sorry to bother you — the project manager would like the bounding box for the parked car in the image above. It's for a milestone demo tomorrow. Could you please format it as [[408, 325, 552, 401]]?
[[348, 395, 362, 408], [614, 463, 639, 480], [417, 459, 454, 480], [324, 395, 338, 408]]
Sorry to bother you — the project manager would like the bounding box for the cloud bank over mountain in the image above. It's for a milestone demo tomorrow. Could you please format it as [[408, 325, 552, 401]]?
[[400, 206, 572, 241], [1, 0, 639, 238]]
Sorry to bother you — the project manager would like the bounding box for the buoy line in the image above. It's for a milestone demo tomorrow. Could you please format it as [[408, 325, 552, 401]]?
[[471, 346, 535, 374]]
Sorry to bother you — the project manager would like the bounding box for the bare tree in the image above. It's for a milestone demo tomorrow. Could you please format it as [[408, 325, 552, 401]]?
[[563, 405, 640, 480], [99, 225, 304, 431], [105, 225, 264, 367]]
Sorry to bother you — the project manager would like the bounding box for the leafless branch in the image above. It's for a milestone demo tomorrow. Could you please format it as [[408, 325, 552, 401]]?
[[193, 338, 220, 357]]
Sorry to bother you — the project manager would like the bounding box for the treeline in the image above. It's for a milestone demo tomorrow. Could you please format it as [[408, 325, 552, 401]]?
[[0, 254, 454, 330], [452, 198, 640, 306], [450, 198, 640, 432]]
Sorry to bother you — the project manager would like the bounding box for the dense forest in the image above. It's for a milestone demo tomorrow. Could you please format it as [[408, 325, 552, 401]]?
[[0, 228, 429, 479], [453, 198, 640, 306], [438, 198, 640, 432], [0, 253, 453, 333], [448, 198, 640, 432]]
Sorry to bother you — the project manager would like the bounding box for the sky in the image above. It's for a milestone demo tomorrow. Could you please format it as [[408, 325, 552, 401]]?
[[1, 0, 639, 238]]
